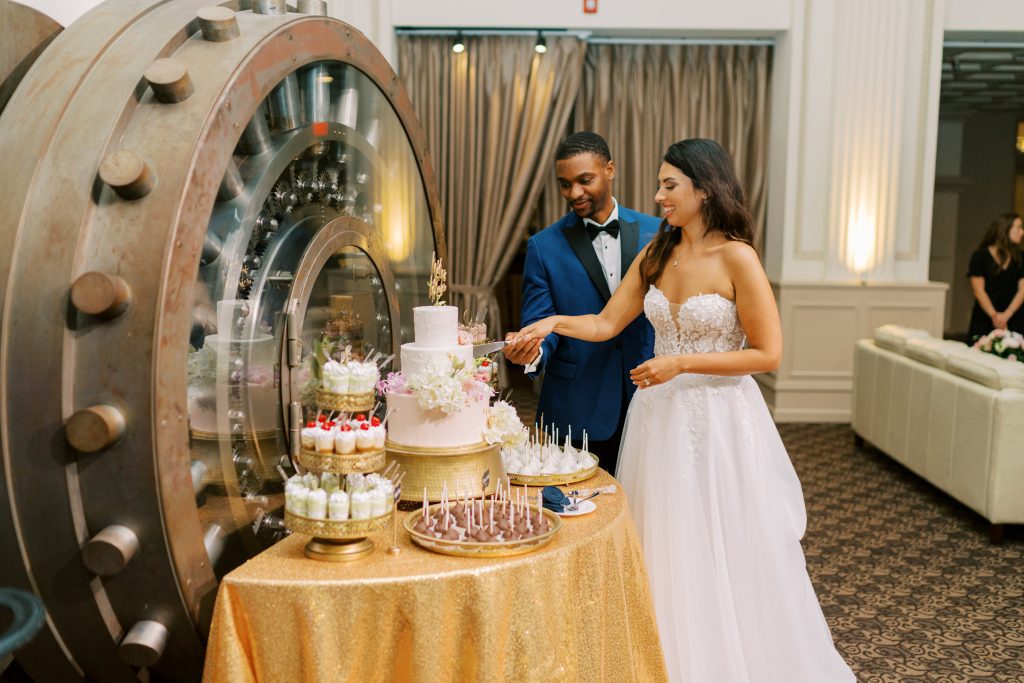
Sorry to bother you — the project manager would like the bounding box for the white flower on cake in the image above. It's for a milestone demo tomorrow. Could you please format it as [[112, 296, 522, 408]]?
[[394, 355, 494, 415], [483, 401, 528, 448], [413, 374, 465, 414]]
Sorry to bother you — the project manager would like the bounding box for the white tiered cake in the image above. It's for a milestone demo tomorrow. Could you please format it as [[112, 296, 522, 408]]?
[[385, 305, 488, 448], [188, 299, 277, 435]]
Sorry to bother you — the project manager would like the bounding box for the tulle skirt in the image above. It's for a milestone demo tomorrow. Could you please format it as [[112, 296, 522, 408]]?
[[616, 374, 854, 682]]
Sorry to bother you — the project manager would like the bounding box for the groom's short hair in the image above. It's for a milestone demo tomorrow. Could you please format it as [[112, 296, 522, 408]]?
[[556, 132, 611, 163]]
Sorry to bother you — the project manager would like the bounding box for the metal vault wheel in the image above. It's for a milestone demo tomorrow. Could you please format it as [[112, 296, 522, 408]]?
[[0, 1, 443, 679]]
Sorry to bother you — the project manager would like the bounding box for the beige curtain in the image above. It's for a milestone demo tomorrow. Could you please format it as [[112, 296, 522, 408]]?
[[540, 43, 771, 247], [397, 35, 586, 334]]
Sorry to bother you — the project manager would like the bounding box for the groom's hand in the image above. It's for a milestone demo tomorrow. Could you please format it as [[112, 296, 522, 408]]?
[[503, 333, 542, 365]]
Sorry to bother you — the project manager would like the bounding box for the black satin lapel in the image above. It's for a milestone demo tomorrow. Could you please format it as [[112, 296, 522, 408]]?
[[619, 219, 640, 271], [563, 221, 612, 301]]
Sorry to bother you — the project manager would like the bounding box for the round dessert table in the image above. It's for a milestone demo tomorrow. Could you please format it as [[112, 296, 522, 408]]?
[[201, 470, 667, 682]]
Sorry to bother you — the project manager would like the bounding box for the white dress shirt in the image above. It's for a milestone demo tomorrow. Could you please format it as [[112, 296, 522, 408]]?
[[524, 199, 621, 373], [583, 199, 622, 294]]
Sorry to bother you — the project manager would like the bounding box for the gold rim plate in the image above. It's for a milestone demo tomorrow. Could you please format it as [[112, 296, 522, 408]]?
[[505, 451, 599, 487], [402, 504, 561, 558]]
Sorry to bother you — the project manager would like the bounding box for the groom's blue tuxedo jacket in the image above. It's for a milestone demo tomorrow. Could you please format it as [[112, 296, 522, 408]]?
[[521, 207, 660, 441]]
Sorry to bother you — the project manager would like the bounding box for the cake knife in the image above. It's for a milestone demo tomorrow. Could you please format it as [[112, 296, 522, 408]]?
[[472, 340, 506, 357]]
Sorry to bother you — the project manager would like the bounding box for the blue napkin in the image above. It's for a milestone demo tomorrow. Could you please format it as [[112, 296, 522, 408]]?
[[541, 486, 570, 512]]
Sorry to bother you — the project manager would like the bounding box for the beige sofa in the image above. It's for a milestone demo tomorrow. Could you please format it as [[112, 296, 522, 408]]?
[[852, 325, 1024, 542]]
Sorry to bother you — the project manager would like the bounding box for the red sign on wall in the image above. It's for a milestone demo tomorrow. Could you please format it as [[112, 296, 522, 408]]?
[[583, 0, 597, 13]]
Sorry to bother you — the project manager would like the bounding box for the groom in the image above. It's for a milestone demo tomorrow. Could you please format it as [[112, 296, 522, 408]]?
[[504, 132, 660, 473]]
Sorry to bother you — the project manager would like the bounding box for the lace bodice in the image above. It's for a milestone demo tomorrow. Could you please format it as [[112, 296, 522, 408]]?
[[645, 286, 746, 356]]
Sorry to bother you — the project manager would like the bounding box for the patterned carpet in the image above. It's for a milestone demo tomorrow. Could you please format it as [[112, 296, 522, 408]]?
[[507, 372, 1024, 681], [784, 423, 1024, 682]]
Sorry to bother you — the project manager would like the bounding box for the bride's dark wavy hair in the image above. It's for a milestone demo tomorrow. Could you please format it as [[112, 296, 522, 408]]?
[[641, 138, 755, 288]]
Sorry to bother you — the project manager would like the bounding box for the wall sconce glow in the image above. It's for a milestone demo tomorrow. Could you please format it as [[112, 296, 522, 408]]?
[[383, 165, 411, 262], [846, 207, 876, 282]]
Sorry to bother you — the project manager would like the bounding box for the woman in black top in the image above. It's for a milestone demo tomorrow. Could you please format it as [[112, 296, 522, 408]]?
[[968, 212, 1024, 340]]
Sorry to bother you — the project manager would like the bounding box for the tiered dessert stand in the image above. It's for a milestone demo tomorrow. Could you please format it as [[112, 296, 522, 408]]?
[[285, 390, 391, 561]]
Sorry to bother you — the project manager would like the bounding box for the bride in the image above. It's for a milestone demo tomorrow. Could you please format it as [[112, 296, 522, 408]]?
[[508, 139, 854, 682]]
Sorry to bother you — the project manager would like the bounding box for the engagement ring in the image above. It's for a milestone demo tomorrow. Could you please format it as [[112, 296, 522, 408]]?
[[644, 378, 650, 386]]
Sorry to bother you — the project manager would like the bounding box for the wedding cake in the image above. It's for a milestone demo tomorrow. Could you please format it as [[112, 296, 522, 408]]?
[[382, 256, 526, 502], [188, 299, 277, 435], [384, 305, 489, 448]]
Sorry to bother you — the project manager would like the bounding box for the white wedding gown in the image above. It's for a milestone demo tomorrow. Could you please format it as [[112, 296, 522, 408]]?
[[616, 287, 855, 682]]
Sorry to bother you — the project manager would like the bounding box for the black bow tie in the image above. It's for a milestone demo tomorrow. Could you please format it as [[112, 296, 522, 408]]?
[[585, 219, 619, 240]]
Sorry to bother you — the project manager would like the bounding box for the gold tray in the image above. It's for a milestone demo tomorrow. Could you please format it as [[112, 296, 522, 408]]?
[[284, 509, 391, 540], [506, 452, 600, 487], [315, 389, 375, 412], [403, 504, 561, 558], [296, 447, 385, 474]]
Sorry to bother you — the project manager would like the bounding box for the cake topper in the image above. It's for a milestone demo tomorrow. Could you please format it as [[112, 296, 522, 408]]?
[[428, 252, 447, 306]]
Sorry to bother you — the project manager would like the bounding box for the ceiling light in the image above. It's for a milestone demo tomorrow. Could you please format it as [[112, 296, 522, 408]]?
[[452, 31, 465, 54], [535, 33, 547, 54]]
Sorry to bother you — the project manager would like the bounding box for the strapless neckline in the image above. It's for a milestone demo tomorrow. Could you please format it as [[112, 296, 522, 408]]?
[[653, 286, 735, 309]]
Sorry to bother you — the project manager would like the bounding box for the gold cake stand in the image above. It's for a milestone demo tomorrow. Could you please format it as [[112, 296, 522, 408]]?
[[506, 451, 600, 487], [285, 510, 391, 561], [385, 440, 506, 502], [403, 504, 562, 558], [295, 447, 386, 474], [314, 389, 375, 413]]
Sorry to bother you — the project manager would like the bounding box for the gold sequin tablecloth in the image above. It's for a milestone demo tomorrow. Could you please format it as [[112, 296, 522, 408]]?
[[202, 470, 667, 682]]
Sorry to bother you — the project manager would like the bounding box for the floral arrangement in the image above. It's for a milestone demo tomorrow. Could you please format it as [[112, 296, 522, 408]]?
[[377, 355, 493, 415], [187, 344, 272, 393], [483, 401, 528, 448], [973, 329, 1024, 363]]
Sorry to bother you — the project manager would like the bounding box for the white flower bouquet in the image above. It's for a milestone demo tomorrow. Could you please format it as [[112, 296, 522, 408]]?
[[973, 328, 1024, 363]]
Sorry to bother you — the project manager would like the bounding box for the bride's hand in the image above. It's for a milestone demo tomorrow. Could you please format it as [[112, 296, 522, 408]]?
[[630, 356, 682, 388], [508, 317, 558, 348]]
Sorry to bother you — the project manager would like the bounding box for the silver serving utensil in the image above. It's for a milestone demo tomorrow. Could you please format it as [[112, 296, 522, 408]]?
[[566, 491, 601, 512]]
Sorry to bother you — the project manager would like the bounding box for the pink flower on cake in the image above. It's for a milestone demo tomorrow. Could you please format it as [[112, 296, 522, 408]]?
[[376, 371, 410, 395], [463, 377, 494, 403]]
